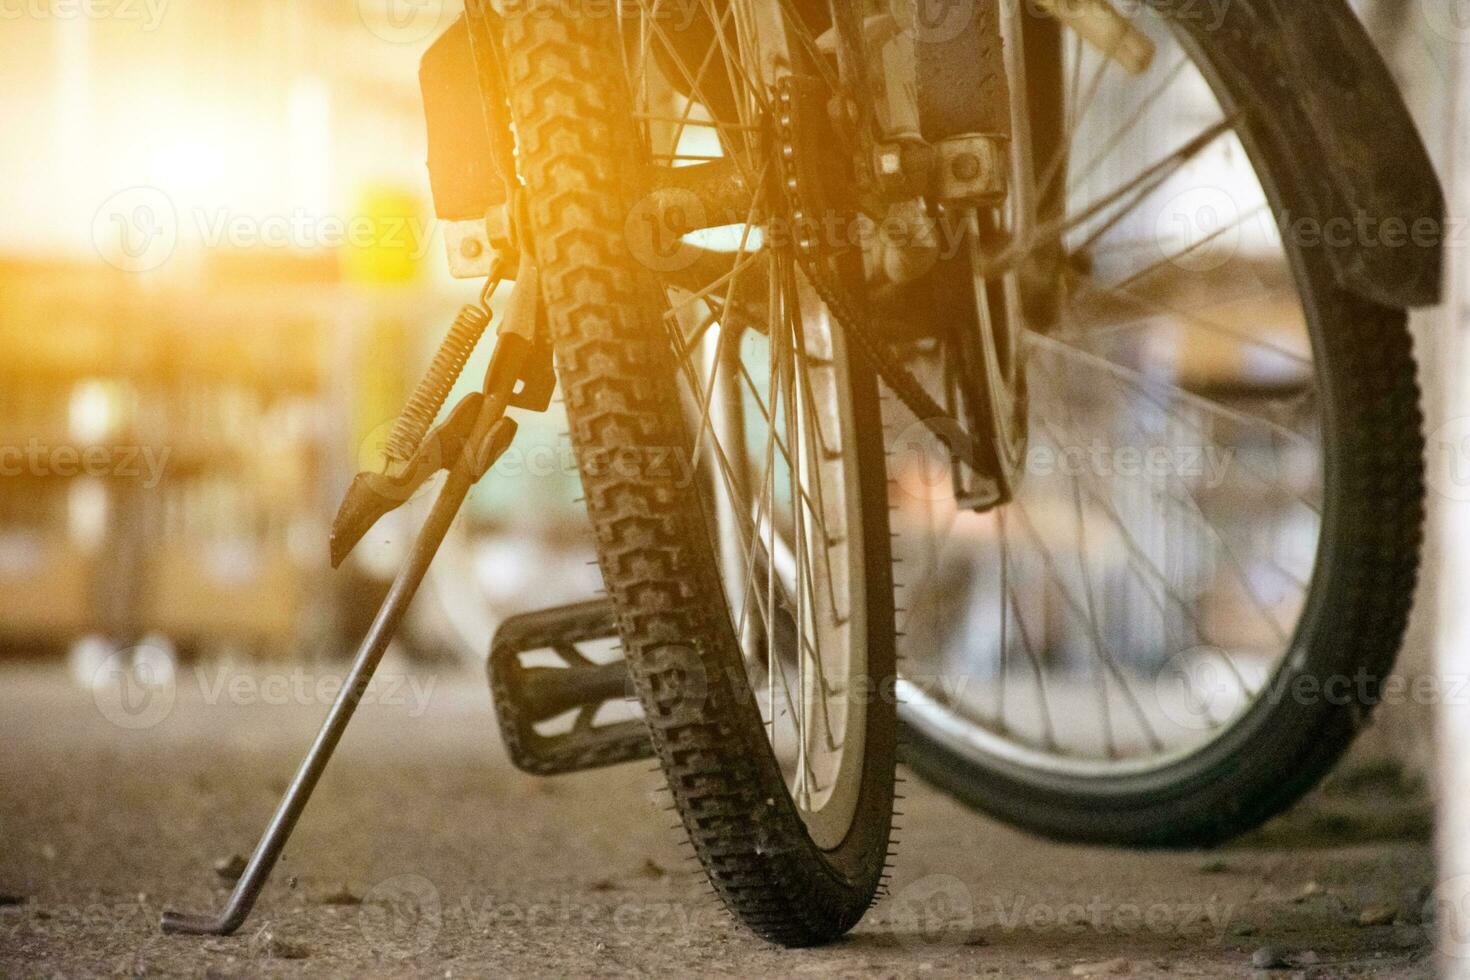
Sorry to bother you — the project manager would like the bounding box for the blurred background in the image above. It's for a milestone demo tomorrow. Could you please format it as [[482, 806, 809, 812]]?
[[0, 0, 1454, 785], [0, 1, 606, 683]]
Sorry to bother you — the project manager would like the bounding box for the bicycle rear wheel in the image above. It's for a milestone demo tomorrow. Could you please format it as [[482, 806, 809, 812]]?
[[893, 0, 1425, 846]]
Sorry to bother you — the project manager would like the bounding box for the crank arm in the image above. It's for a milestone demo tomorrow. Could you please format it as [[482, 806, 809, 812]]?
[[162, 417, 516, 937]]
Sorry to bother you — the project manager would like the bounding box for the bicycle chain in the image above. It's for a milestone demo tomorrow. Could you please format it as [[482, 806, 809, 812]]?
[[773, 81, 983, 470]]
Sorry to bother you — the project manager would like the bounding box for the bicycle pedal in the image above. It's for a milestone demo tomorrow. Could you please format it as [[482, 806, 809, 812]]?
[[487, 599, 654, 775]]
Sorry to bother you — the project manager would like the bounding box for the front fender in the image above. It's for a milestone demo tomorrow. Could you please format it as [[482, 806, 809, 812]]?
[[1166, 0, 1444, 308]]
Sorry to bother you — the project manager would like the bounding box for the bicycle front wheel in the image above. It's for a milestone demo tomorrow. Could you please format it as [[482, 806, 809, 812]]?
[[500, 1, 898, 945]]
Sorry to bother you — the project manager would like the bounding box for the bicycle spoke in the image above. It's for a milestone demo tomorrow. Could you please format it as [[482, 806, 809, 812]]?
[[1009, 494, 1165, 755], [1028, 398, 1259, 695], [1107, 202, 1271, 297], [887, 6, 1332, 779], [1063, 55, 1192, 199], [1023, 329, 1314, 449], [1000, 510, 1061, 752], [1064, 268, 1314, 372], [995, 116, 1239, 281]]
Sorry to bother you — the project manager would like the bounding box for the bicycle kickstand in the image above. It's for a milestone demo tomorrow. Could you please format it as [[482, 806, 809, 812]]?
[[161, 254, 552, 937]]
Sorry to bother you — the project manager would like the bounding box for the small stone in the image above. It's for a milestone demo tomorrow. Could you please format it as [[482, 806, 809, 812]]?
[[1071, 958, 1130, 976], [1291, 881, 1323, 903], [1357, 905, 1397, 927], [1249, 946, 1294, 969], [1231, 922, 1259, 937], [213, 854, 248, 881]]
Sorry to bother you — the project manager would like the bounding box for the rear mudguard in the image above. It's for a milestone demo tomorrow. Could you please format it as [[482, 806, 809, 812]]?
[[1161, 0, 1443, 307]]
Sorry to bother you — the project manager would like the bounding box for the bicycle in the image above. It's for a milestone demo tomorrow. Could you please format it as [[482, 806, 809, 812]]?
[[162, 0, 1441, 948]]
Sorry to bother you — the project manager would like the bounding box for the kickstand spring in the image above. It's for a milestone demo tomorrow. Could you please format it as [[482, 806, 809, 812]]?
[[161, 465, 477, 936]]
